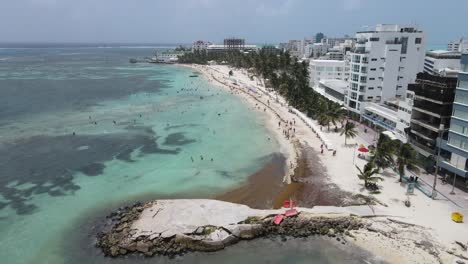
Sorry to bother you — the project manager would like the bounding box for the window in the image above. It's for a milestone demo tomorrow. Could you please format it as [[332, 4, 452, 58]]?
[[353, 65, 360, 72], [370, 37, 379, 42], [361, 67, 367, 73], [352, 74, 359, 82], [371, 58, 377, 61], [452, 123, 468, 136], [370, 68, 376, 71], [369, 77, 375, 80], [353, 55, 361, 63], [368, 87, 374, 90], [415, 38, 422, 44], [401, 37, 408, 54], [458, 80, 468, 89], [454, 109, 468, 120], [367, 96, 374, 100], [448, 136, 468, 151], [360, 76, 367, 83], [455, 93, 468, 105], [359, 85, 366, 92]]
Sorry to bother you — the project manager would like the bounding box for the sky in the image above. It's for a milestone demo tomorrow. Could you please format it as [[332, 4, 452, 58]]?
[[1, 0, 467, 45]]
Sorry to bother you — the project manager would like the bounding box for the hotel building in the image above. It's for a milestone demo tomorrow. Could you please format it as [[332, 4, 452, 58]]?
[[439, 53, 468, 183], [344, 24, 425, 115]]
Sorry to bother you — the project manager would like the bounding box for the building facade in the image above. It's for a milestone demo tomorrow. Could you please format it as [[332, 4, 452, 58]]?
[[448, 38, 468, 53], [309, 60, 348, 87], [344, 24, 426, 115], [407, 73, 458, 157], [424, 50, 461, 76], [317, 80, 348, 104], [439, 54, 468, 181], [192, 40, 211, 52]]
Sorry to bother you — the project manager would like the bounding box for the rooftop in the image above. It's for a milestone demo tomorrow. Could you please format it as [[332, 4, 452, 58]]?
[[364, 102, 398, 123], [426, 50, 461, 59], [319, 79, 348, 94]]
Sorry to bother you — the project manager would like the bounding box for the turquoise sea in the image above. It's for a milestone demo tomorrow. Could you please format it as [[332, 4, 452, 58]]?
[[0, 46, 382, 264]]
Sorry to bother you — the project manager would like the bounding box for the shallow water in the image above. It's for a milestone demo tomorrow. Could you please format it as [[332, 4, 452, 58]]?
[[0, 47, 280, 264], [0, 46, 380, 264]]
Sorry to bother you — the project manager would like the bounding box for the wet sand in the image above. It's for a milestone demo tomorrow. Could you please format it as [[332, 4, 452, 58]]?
[[216, 154, 286, 209], [218, 143, 355, 210]]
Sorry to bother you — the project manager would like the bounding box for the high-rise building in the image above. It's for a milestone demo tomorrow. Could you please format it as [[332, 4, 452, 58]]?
[[439, 53, 468, 182], [223, 38, 245, 50], [315, 32, 325, 43], [424, 50, 461, 76], [448, 38, 468, 53], [406, 73, 458, 157], [344, 24, 425, 116]]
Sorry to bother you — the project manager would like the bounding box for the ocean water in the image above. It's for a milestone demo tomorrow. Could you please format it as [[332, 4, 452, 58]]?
[[0, 46, 379, 264]]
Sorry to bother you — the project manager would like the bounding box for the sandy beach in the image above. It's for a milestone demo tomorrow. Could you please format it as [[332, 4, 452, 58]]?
[[178, 63, 468, 263]]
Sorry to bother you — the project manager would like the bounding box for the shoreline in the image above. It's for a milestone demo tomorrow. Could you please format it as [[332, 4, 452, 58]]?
[[96, 199, 451, 263], [180, 63, 358, 209]]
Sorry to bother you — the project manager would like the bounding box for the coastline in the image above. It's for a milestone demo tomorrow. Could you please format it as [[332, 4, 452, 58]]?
[[180, 63, 357, 209]]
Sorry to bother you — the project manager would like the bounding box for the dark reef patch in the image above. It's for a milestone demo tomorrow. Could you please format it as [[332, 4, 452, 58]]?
[[163, 132, 196, 146], [0, 126, 181, 215], [79, 163, 106, 176]]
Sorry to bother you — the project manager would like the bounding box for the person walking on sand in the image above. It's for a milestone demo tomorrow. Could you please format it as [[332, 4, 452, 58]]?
[[333, 150, 336, 156], [321, 148, 324, 154]]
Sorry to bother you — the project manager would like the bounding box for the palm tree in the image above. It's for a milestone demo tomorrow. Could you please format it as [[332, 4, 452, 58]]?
[[327, 103, 346, 131], [340, 121, 357, 145], [371, 134, 396, 171], [396, 143, 418, 182], [356, 162, 383, 188]]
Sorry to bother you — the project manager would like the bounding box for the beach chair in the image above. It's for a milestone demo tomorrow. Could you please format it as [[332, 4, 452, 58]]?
[[273, 214, 284, 225]]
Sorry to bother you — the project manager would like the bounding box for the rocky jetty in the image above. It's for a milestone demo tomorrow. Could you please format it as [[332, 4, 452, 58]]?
[[96, 199, 365, 258]]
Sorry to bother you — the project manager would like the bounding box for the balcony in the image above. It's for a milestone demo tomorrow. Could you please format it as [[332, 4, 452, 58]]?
[[439, 160, 468, 178], [412, 100, 453, 117], [410, 128, 436, 142], [408, 137, 435, 157], [411, 119, 441, 133], [362, 113, 396, 131]]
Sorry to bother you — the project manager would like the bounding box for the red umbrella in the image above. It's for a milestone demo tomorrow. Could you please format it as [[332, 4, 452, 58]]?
[[358, 145, 369, 153]]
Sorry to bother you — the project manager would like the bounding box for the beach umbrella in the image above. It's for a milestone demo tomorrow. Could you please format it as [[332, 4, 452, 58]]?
[[358, 145, 369, 153]]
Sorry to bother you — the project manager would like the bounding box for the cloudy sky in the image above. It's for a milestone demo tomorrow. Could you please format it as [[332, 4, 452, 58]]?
[[1, 0, 467, 45]]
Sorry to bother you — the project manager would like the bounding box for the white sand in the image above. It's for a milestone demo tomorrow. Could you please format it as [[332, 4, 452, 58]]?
[[180, 63, 468, 263]]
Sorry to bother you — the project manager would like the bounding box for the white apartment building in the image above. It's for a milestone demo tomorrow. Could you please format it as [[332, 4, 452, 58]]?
[[344, 24, 425, 115], [309, 59, 348, 87], [423, 50, 461, 76], [447, 37, 468, 53], [304, 43, 329, 59], [286, 40, 306, 58], [192, 40, 211, 51]]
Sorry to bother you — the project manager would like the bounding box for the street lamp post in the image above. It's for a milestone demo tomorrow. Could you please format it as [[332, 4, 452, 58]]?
[[450, 173, 457, 195], [431, 124, 444, 199]]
